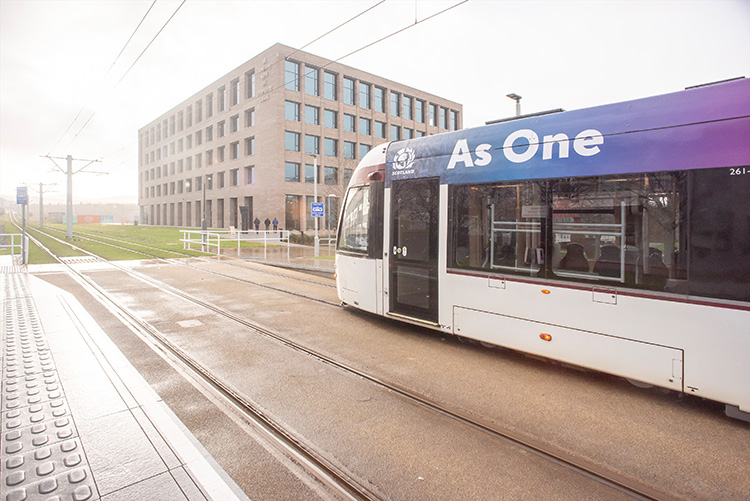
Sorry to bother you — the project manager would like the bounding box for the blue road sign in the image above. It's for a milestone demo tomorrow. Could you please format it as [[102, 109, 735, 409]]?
[[311, 202, 324, 217], [16, 186, 28, 205]]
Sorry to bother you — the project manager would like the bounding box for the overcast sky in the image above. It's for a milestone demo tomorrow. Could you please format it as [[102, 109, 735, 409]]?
[[1, 0, 748, 204]]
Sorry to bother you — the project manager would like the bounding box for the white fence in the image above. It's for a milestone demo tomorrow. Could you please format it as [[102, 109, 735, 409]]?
[[0, 233, 29, 265], [180, 229, 291, 259]]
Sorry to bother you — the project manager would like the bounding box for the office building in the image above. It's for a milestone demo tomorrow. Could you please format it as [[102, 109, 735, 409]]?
[[138, 43, 463, 232]]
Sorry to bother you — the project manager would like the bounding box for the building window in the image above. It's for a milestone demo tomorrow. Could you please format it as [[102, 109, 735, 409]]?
[[231, 78, 240, 106], [374, 87, 385, 113], [196, 100, 202, 122], [246, 69, 255, 98], [186, 134, 192, 149], [217, 171, 225, 189], [390, 124, 400, 141], [324, 166, 338, 185], [178, 111, 184, 131], [206, 125, 213, 141], [285, 101, 300, 121], [359, 117, 371, 136], [218, 120, 226, 137], [285, 60, 300, 91], [186, 156, 192, 170], [450, 110, 458, 130], [218, 86, 226, 112], [230, 141, 239, 160], [403, 96, 412, 121], [415, 99, 424, 123], [244, 165, 254, 184], [344, 168, 353, 187], [285, 162, 300, 182], [374, 121, 386, 138], [404, 128, 413, 140], [305, 163, 319, 184], [195, 176, 202, 191], [207, 149, 214, 165], [230, 168, 239, 186], [343, 77, 355, 105], [359, 82, 370, 109], [324, 109, 337, 129], [230, 114, 239, 133], [195, 153, 202, 169], [245, 108, 255, 127], [343, 141, 356, 159], [324, 71, 337, 100], [305, 105, 319, 125], [305, 65, 319, 96], [359, 144, 371, 159], [305, 134, 319, 155], [441, 107, 448, 129], [429, 103, 437, 126], [286, 194, 301, 230], [285, 131, 300, 151], [187, 105, 193, 127], [391, 92, 400, 116], [343, 114, 355, 133], [324, 138, 338, 157], [245, 136, 255, 155]]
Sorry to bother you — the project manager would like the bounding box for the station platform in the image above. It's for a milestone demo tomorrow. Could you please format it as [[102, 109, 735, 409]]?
[[1, 265, 248, 501]]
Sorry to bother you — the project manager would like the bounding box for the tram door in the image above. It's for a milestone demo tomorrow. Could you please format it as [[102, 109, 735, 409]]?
[[389, 178, 439, 323]]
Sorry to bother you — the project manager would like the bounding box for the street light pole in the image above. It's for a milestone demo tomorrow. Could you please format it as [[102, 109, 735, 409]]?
[[313, 156, 319, 257], [507, 93, 522, 117], [201, 174, 207, 251]]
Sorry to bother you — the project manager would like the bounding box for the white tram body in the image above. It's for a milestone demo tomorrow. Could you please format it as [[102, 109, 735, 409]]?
[[335, 79, 750, 420]]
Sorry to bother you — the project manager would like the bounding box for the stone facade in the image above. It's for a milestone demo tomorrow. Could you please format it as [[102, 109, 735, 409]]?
[[138, 43, 462, 233]]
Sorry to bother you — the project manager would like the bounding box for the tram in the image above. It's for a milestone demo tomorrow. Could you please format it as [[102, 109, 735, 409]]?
[[334, 78, 750, 421]]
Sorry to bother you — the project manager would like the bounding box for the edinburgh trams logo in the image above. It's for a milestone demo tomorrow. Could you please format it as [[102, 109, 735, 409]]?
[[393, 147, 416, 171]]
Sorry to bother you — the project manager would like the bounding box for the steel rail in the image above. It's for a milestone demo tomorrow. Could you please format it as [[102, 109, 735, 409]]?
[[15, 218, 380, 501], [40, 224, 338, 299], [21, 215, 669, 500]]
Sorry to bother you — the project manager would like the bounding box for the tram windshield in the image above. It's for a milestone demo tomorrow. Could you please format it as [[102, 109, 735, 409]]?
[[338, 185, 371, 254]]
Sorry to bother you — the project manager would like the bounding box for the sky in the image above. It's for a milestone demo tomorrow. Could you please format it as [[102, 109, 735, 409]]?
[[1, 0, 748, 205]]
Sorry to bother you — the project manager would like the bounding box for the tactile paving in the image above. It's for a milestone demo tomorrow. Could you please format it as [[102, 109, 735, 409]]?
[[2, 275, 99, 501]]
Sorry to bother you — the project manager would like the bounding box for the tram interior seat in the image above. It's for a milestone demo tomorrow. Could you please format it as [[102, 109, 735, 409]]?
[[559, 243, 590, 272], [593, 244, 622, 278]]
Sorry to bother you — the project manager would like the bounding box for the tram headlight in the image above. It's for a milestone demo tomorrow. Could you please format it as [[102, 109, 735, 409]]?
[[540, 333, 552, 342]]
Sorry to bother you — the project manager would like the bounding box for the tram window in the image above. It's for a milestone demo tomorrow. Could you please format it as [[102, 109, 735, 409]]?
[[688, 167, 750, 302], [450, 181, 544, 276], [338, 185, 371, 254], [550, 173, 685, 291]]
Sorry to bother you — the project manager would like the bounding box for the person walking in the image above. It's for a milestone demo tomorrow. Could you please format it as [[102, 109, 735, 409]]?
[[254, 217, 260, 231]]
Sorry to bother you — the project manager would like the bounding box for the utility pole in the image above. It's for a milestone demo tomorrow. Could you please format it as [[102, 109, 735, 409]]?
[[42, 154, 103, 239], [27, 182, 57, 230]]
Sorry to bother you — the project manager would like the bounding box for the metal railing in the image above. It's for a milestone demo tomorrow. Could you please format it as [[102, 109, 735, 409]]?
[[0, 233, 29, 265], [180, 229, 290, 260]]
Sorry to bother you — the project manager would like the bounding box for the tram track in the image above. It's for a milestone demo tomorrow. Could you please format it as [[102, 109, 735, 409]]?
[[14, 216, 377, 500], [13, 215, 675, 500], [31, 223, 339, 306]]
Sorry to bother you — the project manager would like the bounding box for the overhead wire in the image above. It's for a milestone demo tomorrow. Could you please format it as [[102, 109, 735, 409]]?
[[49, 0, 158, 155], [57, 0, 188, 155]]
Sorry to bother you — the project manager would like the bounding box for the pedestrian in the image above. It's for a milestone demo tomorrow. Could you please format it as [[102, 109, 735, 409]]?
[[264, 217, 271, 231], [254, 217, 260, 231], [272, 217, 278, 231]]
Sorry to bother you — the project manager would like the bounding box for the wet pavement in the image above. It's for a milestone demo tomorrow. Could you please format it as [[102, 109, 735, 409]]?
[[1, 261, 248, 501], [215, 241, 335, 275]]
